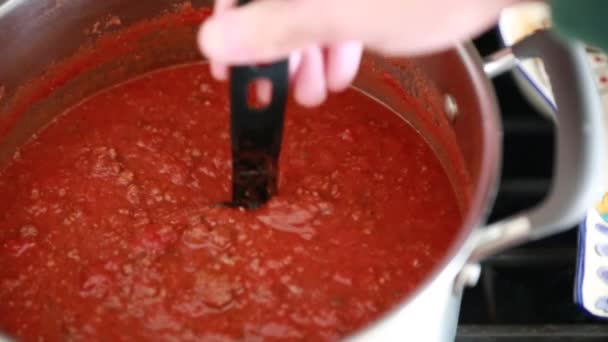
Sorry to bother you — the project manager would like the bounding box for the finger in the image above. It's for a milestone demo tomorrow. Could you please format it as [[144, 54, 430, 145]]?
[[325, 41, 363, 92], [293, 47, 327, 107], [210, 62, 229, 81], [199, 0, 342, 64], [209, 0, 237, 80]]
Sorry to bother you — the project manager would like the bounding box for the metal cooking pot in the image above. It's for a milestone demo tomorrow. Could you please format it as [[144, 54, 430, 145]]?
[[0, 0, 603, 341]]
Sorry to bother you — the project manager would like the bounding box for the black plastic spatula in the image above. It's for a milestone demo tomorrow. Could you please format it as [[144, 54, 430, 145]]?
[[228, 0, 289, 209]]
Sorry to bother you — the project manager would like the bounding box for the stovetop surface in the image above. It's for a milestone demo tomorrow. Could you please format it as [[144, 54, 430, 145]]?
[[456, 30, 608, 341]]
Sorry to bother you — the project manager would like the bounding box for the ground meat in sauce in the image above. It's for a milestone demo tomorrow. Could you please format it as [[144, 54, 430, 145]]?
[[0, 63, 462, 341]]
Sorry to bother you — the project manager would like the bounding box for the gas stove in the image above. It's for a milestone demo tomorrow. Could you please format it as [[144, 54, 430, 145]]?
[[456, 30, 608, 342]]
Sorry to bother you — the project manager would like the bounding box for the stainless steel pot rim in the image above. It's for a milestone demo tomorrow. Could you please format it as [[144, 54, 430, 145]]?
[[347, 41, 503, 340]]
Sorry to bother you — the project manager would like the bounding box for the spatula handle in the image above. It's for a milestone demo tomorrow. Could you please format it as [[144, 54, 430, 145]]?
[[229, 0, 289, 208]]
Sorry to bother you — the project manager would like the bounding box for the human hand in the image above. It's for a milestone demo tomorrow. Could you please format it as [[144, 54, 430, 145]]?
[[199, 0, 523, 107]]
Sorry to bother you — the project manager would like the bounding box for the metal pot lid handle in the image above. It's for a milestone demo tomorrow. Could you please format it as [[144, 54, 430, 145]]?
[[468, 30, 606, 264]]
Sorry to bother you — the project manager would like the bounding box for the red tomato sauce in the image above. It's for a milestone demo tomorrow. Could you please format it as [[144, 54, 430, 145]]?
[[0, 65, 463, 340]]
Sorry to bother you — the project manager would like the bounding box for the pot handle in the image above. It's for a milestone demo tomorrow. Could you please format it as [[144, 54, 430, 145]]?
[[468, 30, 605, 263]]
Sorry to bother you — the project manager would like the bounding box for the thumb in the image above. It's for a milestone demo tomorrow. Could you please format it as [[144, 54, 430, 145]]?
[[199, 0, 342, 64]]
